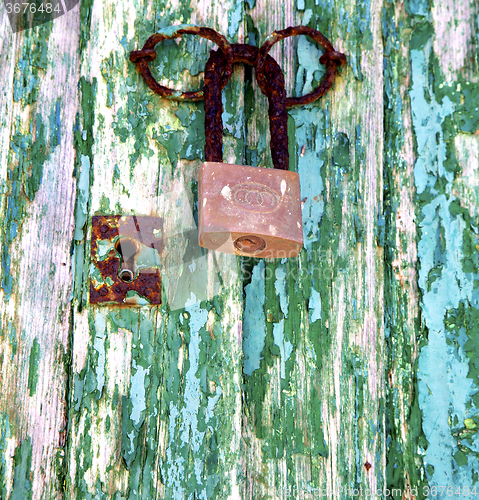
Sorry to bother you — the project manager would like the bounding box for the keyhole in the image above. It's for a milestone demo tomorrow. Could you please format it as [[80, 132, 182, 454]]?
[[115, 237, 140, 282], [234, 235, 266, 254]]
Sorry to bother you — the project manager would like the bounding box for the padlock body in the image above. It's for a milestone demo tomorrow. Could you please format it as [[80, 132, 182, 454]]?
[[198, 162, 303, 258]]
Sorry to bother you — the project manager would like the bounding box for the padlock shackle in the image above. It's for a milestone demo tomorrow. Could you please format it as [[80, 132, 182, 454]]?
[[204, 44, 289, 171]]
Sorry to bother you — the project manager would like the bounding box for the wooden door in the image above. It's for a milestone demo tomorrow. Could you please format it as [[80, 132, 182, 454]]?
[[1, 0, 478, 498]]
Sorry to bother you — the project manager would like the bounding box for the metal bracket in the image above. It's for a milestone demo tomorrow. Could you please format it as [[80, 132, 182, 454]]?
[[89, 215, 162, 306]]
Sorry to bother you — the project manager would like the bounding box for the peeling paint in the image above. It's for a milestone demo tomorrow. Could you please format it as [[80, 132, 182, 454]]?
[[27, 339, 40, 397], [1, 113, 51, 300], [10, 438, 33, 500], [408, 8, 479, 490], [242, 260, 266, 376], [72, 77, 97, 308]]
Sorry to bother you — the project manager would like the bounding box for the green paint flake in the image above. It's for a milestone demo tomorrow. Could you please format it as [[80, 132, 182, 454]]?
[[1, 111, 52, 300], [72, 77, 97, 309], [13, 24, 51, 105], [27, 338, 41, 396]]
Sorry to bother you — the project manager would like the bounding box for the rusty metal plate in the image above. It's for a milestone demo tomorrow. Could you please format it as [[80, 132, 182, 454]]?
[[90, 215, 162, 306], [198, 162, 303, 258]]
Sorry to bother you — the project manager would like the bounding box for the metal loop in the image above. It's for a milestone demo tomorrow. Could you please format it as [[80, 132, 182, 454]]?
[[129, 48, 157, 62], [129, 25, 234, 102], [255, 26, 347, 108], [319, 50, 348, 65], [204, 44, 289, 170]]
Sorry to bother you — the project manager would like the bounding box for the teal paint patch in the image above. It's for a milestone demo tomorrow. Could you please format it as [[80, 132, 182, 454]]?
[[295, 34, 326, 98], [409, 50, 455, 195], [227, 0, 243, 40], [298, 0, 362, 78], [27, 338, 41, 396], [289, 106, 327, 245], [410, 41, 479, 488], [129, 362, 148, 427], [156, 23, 196, 38], [308, 288, 322, 322], [406, 0, 431, 17], [92, 313, 106, 397], [10, 437, 33, 500], [243, 260, 266, 376]]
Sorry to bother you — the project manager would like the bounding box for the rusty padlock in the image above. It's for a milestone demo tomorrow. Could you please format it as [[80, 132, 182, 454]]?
[[198, 45, 303, 259]]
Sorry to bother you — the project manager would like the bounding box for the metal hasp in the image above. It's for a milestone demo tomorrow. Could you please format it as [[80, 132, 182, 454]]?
[[90, 215, 162, 306], [129, 25, 346, 259]]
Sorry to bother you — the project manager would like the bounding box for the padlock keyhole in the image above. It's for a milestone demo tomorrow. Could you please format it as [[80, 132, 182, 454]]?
[[234, 235, 266, 254], [115, 237, 140, 282]]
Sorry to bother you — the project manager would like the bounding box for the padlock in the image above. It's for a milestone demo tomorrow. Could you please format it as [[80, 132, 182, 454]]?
[[198, 46, 303, 259]]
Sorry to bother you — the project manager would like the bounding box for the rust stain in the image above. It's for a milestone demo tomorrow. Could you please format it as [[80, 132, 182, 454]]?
[[90, 215, 162, 305]]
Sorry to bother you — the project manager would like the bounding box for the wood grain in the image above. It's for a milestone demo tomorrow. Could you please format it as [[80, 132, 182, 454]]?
[[0, 0, 478, 498]]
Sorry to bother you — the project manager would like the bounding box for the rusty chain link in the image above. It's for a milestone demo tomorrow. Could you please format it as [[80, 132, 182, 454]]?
[[130, 24, 346, 106], [130, 25, 234, 101], [255, 26, 347, 107], [130, 25, 346, 171]]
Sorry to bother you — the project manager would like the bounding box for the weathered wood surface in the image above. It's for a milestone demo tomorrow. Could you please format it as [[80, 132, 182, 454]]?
[[0, 0, 478, 498]]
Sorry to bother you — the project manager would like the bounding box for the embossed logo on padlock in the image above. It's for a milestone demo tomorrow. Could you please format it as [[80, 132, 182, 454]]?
[[199, 162, 302, 258], [230, 182, 280, 213]]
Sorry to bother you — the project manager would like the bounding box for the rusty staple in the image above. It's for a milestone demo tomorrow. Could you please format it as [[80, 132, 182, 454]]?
[[130, 48, 157, 62], [204, 44, 289, 170]]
